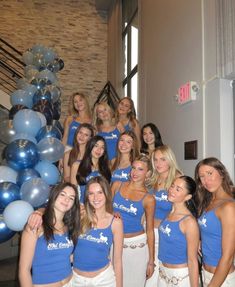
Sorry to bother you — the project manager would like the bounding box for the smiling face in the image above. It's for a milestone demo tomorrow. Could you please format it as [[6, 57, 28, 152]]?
[[96, 104, 112, 121], [168, 178, 191, 203], [73, 95, 86, 112], [118, 134, 133, 154], [91, 140, 105, 159], [198, 165, 223, 194], [118, 98, 132, 115], [142, 126, 155, 146], [87, 182, 106, 210], [54, 186, 76, 214], [76, 127, 92, 145], [130, 160, 149, 183], [153, 150, 170, 176]]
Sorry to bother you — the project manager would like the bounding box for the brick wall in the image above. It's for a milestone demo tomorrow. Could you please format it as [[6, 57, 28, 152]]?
[[0, 0, 108, 123]]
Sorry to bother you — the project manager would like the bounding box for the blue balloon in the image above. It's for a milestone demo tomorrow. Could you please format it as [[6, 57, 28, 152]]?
[[23, 84, 38, 98], [0, 166, 18, 184], [43, 48, 57, 64], [16, 78, 29, 89], [49, 85, 61, 103], [24, 65, 39, 81], [0, 182, 21, 212], [16, 168, 40, 187], [36, 125, 62, 142], [5, 139, 39, 171], [13, 109, 41, 137], [36, 69, 57, 84], [31, 78, 48, 90], [11, 133, 37, 144], [31, 44, 46, 55], [10, 89, 33, 108], [20, 178, 50, 208], [0, 215, 16, 243], [34, 160, 60, 185], [3, 200, 34, 231], [37, 137, 64, 163], [33, 88, 52, 105]]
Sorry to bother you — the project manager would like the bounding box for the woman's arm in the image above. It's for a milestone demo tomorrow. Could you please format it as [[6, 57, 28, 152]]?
[[27, 208, 45, 230], [143, 194, 156, 278], [63, 150, 71, 182], [183, 216, 199, 287], [70, 161, 80, 185], [18, 225, 38, 287], [112, 217, 124, 287], [62, 116, 73, 146], [208, 202, 235, 287]]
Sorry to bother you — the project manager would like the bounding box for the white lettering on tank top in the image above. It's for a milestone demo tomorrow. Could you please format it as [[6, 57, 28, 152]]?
[[79, 232, 109, 245], [198, 216, 207, 228], [159, 224, 171, 237], [113, 202, 138, 215], [47, 237, 73, 250]]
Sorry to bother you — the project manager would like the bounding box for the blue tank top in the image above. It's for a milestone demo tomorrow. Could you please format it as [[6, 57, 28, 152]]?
[[124, 121, 132, 131], [198, 200, 235, 267], [67, 120, 80, 146], [111, 166, 131, 183], [149, 189, 172, 220], [98, 128, 120, 160], [79, 170, 100, 204], [73, 218, 114, 271], [158, 216, 189, 264], [32, 233, 74, 284], [113, 190, 147, 234]]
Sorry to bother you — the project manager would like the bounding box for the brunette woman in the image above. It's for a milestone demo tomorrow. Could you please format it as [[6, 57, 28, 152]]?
[[111, 130, 139, 183], [19, 182, 80, 287], [195, 157, 235, 287]]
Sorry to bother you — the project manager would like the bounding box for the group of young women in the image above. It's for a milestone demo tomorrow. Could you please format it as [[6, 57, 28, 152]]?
[[18, 92, 235, 287]]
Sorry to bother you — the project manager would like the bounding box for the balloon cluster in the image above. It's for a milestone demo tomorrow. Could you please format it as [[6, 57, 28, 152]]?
[[0, 44, 65, 243]]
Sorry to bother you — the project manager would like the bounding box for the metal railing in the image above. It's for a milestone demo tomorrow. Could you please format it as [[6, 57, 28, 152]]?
[[0, 38, 25, 94]]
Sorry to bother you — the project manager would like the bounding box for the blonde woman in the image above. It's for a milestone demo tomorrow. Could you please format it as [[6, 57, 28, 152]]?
[[62, 92, 92, 149], [94, 102, 124, 162], [146, 145, 183, 287], [112, 155, 155, 287]]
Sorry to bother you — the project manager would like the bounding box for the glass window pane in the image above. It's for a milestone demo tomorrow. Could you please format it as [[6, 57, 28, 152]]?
[[124, 83, 128, 97], [131, 21, 138, 69], [123, 34, 128, 78], [131, 72, 138, 116]]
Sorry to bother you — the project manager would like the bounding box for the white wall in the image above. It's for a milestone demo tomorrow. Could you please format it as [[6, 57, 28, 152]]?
[[138, 0, 234, 178]]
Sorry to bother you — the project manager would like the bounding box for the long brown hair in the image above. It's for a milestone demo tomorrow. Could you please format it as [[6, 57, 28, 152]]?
[[69, 92, 91, 118], [43, 182, 80, 245], [195, 157, 235, 216]]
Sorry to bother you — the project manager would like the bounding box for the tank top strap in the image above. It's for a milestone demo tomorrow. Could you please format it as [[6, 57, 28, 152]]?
[[109, 216, 115, 227], [178, 214, 190, 223], [141, 191, 149, 201]]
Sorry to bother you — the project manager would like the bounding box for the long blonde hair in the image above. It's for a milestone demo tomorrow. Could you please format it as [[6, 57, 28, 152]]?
[[69, 92, 91, 118], [93, 102, 115, 131], [151, 145, 182, 190]]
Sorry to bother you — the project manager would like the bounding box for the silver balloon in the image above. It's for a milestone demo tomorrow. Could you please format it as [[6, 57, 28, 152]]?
[[37, 137, 64, 163], [0, 119, 16, 144], [20, 178, 50, 208]]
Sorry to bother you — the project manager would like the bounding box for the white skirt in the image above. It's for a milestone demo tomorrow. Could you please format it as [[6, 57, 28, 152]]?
[[123, 233, 149, 287]]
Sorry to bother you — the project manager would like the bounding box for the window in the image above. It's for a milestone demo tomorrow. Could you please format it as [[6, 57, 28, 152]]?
[[122, 0, 138, 115]]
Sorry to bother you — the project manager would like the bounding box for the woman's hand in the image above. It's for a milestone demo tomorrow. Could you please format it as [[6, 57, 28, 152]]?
[[27, 210, 43, 231], [146, 262, 155, 279]]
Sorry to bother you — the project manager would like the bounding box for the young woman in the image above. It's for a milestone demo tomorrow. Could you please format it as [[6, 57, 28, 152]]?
[[19, 182, 80, 287], [195, 157, 235, 287], [140, 123, 163, 157], [72, 176, 123, 287], [63, 123, 94, 183], [62, 92, 91, 149], [76, 135, 111, 204], [146, 145, 182, 287], [112, 155, 156, 287], [94, 102, 124, 162], [111, 130, 139, 183], [158, 176, 199, 287], [116, 97, 141, 144]]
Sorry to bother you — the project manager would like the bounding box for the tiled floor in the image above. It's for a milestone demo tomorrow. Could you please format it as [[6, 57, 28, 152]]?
[[0, 257, 19, 287]]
